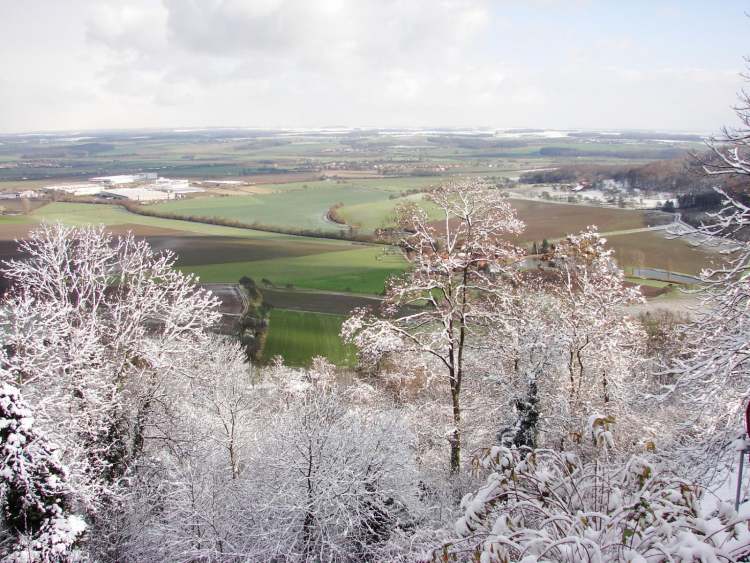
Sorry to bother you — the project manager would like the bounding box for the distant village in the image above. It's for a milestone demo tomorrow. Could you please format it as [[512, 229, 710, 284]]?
[[514, 178, 679, 210]]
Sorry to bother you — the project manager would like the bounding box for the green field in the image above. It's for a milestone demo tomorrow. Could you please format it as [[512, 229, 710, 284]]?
[[31, 202, 295, 236], [338, 193, 433, 231], [0, 199, 715, 286], [151, 177, 445, 233], [0, 202, 407, 294], [262, 309, 355, 367], [185, 246, 405, 293]]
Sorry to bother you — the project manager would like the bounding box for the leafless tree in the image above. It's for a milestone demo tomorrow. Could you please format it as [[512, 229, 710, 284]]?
[[343, 179, 525, 474]]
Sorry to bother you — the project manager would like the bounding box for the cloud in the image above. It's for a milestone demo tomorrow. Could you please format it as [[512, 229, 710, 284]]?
[[0, 0, 745, 132], [79, 0, 512, 124], [86, 2, 168, 54], [161, 0, 490, 63]]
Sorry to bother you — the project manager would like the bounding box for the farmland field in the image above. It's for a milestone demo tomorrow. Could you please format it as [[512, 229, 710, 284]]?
[[0, 199, 712, 288], [262, 309, 356, 367], [508, 199, 665, 242], [0, 129, 715, 303], [151, 177, 446, 233], [184, 246, 405, 293], [262, 288, 381, 315], [0, 202, 407, 294], [0, 128, 717, 370], [338, 194, 666, 239], [607, 230, 721, 275], [338, 193, 429, 231]]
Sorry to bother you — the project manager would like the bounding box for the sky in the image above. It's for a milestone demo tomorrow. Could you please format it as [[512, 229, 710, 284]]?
[[0, 0, 748, 134]]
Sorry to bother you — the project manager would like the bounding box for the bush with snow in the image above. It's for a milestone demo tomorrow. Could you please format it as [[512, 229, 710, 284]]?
[[429, 446, 750, 562]]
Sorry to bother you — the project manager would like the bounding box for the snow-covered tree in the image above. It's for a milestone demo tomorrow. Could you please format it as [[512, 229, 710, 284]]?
[[243, 363, 417, 560], [481, 228, 646, 457], [0, 223, 220, 512], [0, 383, 86, 562], [188, 336, 257, 480], [492, 286, 560, 450], [342, 179, 525, 473], [539, 228, 646, 453], [668, 198, 750, 469], [431, 445, 750, 562], [114, 356, 424, 562], [704, 56, 750, 180], [103, 337, 253, 561], [665, 61, 750, 469]]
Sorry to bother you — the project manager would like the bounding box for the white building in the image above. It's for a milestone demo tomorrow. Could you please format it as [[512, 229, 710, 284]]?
[[99, 188, 173, 202], [91, 172, 157, 186], [44, 183, 104, 196], [144, 177, 204, 196]]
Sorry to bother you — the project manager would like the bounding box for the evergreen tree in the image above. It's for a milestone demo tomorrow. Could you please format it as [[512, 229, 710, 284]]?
[[0, 383, 85, 561]]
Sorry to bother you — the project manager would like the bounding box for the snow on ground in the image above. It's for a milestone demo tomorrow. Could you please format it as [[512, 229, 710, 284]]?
[[702, 440, 750, 520], [495, 129, 570, 138]]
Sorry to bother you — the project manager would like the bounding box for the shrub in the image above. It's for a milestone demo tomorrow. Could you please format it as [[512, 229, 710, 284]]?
[[430, 447, 750, 562]]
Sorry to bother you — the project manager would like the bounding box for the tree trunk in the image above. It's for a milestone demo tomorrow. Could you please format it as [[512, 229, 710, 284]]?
[[513, 378, 539, 448], [449, 379, 461, 474]]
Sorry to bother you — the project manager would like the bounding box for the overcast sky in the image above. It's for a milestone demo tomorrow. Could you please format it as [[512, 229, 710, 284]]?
[[1, 0, 748, 134]]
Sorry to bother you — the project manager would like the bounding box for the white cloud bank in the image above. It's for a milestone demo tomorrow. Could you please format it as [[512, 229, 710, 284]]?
[[0, 0, 745, 132]]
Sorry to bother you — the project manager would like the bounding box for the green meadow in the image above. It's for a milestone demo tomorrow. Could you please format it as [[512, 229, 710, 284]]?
[[184, 246, 406, 293], [151, 177, 445, 232], [0, 202, 406, 294], [262, 309, 356, 367]]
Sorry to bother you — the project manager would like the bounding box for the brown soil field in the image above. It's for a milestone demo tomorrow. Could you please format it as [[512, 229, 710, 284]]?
[[626, 282, 667, 298], [509, 199, 667, 242], [427, 200, 668, 243], [0, 221, 353, 267], [607, 231, 719, 275], [320, 170, 384, 179], [0, 222, 195, 242], [144, 235, 351, 266], [0, 239, 25, 263], [0, 223, 33, 240], [262, 288, 380, 315], [198, 283, 245, 334], [242, 172, 321, 185], [196, 173, 320, 189]]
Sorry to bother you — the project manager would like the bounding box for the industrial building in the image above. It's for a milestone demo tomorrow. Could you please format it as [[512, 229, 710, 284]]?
[[142, 177, 204, 196], [42, 174, 202, 201], [90, 172, 157, 186], [43, 183, 104, 196], [98, 188, 173, 202]]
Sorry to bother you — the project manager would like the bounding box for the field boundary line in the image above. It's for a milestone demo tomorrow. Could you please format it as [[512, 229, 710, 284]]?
[[273, 308, 347, 317]]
